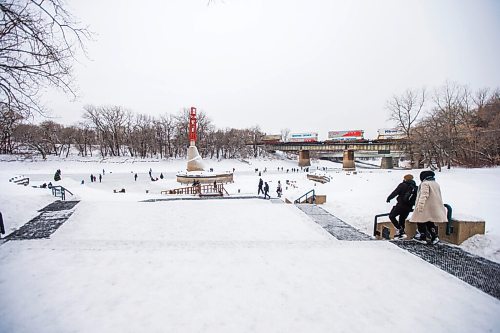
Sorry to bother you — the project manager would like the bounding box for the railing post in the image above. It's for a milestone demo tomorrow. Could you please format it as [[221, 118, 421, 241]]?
[[373, 213, 391, 237], [444, 204, 453, 235]]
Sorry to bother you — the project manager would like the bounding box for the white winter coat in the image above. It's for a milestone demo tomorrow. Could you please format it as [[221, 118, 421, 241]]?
[[409, 180, 447, 223]]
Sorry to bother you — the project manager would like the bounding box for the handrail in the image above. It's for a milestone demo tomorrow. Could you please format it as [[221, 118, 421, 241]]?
[[51, 185, 74, 196], [164, 184, 229, 196], [294, 189, 315, 204], [50, 185, 73, 201], [444, 204, 453, 235], [373, 213, 391, 237], [373, 204, 453, 238]]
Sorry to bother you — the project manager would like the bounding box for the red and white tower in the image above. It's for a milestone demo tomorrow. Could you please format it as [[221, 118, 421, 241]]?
[[186, 106, 204, 171]]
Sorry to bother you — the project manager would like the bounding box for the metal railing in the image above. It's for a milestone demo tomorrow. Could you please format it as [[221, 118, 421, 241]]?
[[51, 186, 74, 201], [373, 204, 453, 238], [162, 184, 229, 196], [294, 189, 316, 204]]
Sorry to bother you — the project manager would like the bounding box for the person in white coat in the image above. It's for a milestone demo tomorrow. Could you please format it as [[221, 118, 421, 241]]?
[[409, 170, 447, 244]]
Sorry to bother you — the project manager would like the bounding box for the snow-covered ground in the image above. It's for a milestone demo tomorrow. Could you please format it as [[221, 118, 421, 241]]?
[[1, 155, 499, 332]]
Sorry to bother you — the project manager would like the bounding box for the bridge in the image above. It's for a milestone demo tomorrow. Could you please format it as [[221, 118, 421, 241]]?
[[262, 141, 408, 169]]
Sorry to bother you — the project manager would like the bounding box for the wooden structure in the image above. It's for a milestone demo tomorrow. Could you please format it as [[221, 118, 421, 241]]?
[[290, 189, 327, 204], [306, 173, 331, 183], [176, 172, 233, 185], [374, 219, 485, 245], [162, 183, 229, 197]]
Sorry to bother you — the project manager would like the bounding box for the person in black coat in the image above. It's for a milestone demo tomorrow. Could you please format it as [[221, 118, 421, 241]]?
[[258, 178, 264, 195], [386, 174, 417, 239], [264, 182, 270, 199]]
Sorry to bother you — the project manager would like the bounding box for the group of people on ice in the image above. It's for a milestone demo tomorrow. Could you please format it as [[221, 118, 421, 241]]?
[[258, 178, 282, 199], [386, 170, 447, 245]]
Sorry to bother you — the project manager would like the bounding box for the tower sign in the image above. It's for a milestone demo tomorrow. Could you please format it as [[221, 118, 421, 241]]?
[[189, 107, 197, 145]]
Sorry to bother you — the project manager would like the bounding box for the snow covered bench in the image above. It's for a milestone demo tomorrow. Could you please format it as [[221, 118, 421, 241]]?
[[9, 175, 29, 186]]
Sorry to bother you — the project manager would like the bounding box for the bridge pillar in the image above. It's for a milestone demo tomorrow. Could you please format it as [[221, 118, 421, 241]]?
[[342, 149, 355, 170], [380, 156, 394, 169], [298, 150, 311, 167]]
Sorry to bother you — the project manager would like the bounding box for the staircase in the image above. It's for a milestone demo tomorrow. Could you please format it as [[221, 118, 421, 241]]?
[[294, 189, 316, 204]]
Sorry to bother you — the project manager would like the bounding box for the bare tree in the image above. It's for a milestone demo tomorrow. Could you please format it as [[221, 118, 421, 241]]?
[[387, 88, 426, 137], [0, 106, 23, 153], [387, 88, 426, 166], [280, 128, 290, 142], [0, 0, 91, 117], [74, 121, 95, 157], [249, 125, 263, 158], [159, 113, 175, 158], [83, 105, 131, 157], [409, 85, 499, 168], [12, 123, 51, 159]]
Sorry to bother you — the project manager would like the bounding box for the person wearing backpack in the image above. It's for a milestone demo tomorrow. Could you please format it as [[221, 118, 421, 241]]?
[[386, 174, 417, 239]]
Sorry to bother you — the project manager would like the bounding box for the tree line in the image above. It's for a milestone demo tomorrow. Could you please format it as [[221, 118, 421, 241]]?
[[388, 82, 500, 169], [0, 106, 264, 160], [1, 3, 499, 168]]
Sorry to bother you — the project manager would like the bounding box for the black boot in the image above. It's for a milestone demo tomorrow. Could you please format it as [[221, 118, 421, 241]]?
[[428, 226, 439, 245]]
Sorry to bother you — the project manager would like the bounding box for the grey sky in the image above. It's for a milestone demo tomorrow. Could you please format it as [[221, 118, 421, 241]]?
[[45, 0, 500, 140]]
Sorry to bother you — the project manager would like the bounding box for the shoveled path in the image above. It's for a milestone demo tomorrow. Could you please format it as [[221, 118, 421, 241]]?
[[296, 204, 500, 301], [3, 200, 79, 241]]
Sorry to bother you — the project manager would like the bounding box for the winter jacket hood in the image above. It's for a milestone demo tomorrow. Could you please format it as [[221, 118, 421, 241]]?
[[410, 179, 447, 223]]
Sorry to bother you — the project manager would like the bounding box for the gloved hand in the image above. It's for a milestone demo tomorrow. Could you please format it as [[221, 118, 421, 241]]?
[[386, 198, 390, 203]]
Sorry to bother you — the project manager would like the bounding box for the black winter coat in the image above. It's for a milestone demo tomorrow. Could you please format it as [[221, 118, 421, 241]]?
[[387, 180, 416, 206]]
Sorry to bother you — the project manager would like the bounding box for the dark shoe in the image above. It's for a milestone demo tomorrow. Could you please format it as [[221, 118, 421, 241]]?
[[429, 236, 440, 245], [394, 232, 407, 240], [413, 234, 427, 244]]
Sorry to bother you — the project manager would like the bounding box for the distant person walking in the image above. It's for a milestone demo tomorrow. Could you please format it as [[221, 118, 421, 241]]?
[[99, 174, 102, 183], [134, 173, 138, 181], [410, 171, 447, 245], [386, 174, 417, 239], [90, 174, 94, 183], [258, 178, 264, 195], [264, 182, 270, 199], [276, 181, 282, 198]]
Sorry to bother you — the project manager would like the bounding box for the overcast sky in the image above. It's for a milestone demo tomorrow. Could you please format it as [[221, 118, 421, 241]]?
[[44, 0, 500, 140]]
